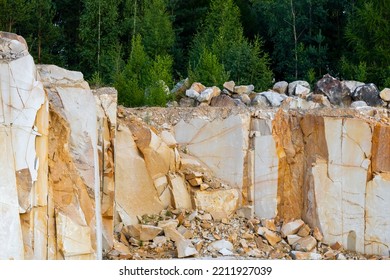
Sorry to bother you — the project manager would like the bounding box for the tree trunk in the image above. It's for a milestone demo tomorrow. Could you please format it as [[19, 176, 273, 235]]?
[[290, 0, 298, 80]]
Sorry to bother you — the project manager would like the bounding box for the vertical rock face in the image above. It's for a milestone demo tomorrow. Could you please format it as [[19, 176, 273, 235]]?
[[38, 64, 101, 259], [309, 118, 371, 253], [174, 113, 250, 194], [94, 88, 117, 251], [0, 32, 46, 259], [251, 117, 279, 218]]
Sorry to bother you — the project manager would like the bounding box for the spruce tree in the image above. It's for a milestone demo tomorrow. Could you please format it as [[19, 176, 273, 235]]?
[[189, 0, 272, 90]]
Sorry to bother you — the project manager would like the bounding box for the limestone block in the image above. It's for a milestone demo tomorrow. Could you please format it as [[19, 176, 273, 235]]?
[[365, 174, 390, 256], [130, 120, 176, 179], [174, 114, 250, 192], [281, 219, 305, 237], [176, 239, 198, 258], [194, 189, 239, 220], [56, 211, 94, 259], [168, 173, 192, 210], [312, 118, 369, 254], [116, 125, 163, 225], [252, 119, 278, 219], [371, 124, 390, 173]]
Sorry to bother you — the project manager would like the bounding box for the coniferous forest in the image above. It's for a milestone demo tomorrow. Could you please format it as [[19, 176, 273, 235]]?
[[1, 0, 389, 107]]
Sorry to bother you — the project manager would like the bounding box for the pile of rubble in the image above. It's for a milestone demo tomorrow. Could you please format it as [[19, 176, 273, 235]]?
[[171, 75, 390, 110], [105, 209, 387, 260]]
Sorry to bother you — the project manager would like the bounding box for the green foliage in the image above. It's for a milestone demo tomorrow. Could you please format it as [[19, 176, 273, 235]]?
[[140, 0, 174, 58], [252, 0, 329, 81], [189, 0, 272, 90], [344, 1, 390, 87], [115, 35, 173, 107], [188, 47, 229, 87], [340, 57, 367, 82], [79, 0, 121, 84], [144, 55, 173, 106], [0, 0, 31, 32]]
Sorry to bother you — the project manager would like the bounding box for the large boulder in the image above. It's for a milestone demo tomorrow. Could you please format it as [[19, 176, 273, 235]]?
[[314, 74, 343, 105], [351, 83, 384, 107]]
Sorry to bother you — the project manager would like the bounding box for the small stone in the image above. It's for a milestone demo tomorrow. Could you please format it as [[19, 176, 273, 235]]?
[[158, 219, 179, 229], [239, 94, 251, 105], [337, 253, 347, 260], [200, 183, 210, 190], [234, 85, 254, 95], [351, 100, 368, 108], [240, 239, 249, 249], [213, 233, 221, 240], [330, 241, 343, 251], [255, 236, 272, 253], [380, 88, 390, 102], [251, 94, 270, 108], [262, 219, 277, 231], [295, 84, 310, 98], [223, 81, 235, 92], [208, 240, 234, 251], [197, 86, 221, 103], [257, 227, 282, 246], [190, 82, 206, 93], [323, 249, 337, 260], [185, 171, 203, 180], [201, 221, 212, 229], [179, 97, 196, 107], [287, 234, 302, 245], [242, 233, 254, 240], [273, 81, 288, 94], [260, 91, 286, 107], [293, 236, 317, 252], [210, 94, 237, 107], [247, 248, 263, 258], [288, 80, 310, 96], [199, 213, 213, 221], [290, 251, 322, 260], [139, 225, 163, 241], [176, 239, 198, 258], [229, 233, 238, 244], [186, 89, 200, 99], [281, 219, 305, 237], [188, 177, 203, 186], [219, 248, 234, 256], [312, 227, 323, 241], [297, 224, 311, 237], [163, 226, 184, 242]]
